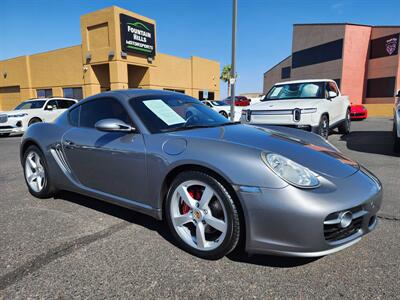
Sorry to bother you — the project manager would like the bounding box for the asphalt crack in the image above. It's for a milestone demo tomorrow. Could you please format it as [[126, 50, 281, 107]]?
[[377, 214, 400, 221], [0, 221, 130, 291]]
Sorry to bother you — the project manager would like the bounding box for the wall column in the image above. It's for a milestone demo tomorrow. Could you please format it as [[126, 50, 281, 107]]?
[[109, 61, 128, 90], [83, 65, 101, 97]]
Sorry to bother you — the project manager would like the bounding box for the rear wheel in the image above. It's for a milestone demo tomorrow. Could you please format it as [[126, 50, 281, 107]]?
[[165, 171, 240, 259], [23, 145, 56, 198], [219, 111, 229, 118], [28, 118, 41, 127], [318, 115, 330, 139], [338, 109, 351, 134]]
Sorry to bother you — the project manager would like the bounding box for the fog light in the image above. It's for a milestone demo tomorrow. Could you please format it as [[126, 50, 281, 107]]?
[[339, 211, 353, 228], [16, 121, 22, 127]]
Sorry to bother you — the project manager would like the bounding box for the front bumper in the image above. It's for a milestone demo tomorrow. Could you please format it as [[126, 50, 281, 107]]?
[[236, 168, 382, 257], [0, 118, 25, 134]]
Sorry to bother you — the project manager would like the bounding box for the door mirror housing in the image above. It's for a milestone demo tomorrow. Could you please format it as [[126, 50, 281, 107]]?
[[95, 119, 135, 133], [328, 91, 337, 99], [46, 105, 54, 111]]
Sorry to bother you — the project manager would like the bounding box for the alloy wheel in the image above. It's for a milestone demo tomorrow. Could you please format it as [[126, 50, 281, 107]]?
[[170, 180, 227, 251], [25, 151, 46, 193]]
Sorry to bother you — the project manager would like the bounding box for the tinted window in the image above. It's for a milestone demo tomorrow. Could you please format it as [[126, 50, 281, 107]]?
[[370, 33, 399, 59], [14, 100, 46, 110], [333, 78, 341, 89], [281, 66, 291, 79], [63, 87, 83, 100], [79, 98, 132, 128], [69, 106, 80, 127], [45, 100, 59, 110], [328, 82, 339, 95], [366, 77, 396, 98], [58, 100, 76, 109], [292, 39, 343, 68]]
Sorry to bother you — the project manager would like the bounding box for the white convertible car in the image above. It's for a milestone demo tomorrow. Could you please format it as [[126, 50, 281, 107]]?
[[241, 79, 351, 139], [202, 100, 242, 121], [0, 97, 77, 136]]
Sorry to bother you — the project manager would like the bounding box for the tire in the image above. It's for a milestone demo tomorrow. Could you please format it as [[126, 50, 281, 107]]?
[[0, 133, 10, 137], [219, 111, 229, 119], [165, 171, 240, 260], [28, 118, 42, 127], [318, 114, 330, 139], [394, 122, 400, 153], [338, 109, 351, 134], [22, 145, 56, 198]]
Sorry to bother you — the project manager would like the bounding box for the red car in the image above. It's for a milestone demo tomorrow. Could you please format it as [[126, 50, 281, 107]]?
[[222, 96, 250, 107], [350, 104, 368, 120]]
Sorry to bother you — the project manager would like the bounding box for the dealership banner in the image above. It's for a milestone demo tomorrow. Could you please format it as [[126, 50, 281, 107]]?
[[120, 14, 156, 57]]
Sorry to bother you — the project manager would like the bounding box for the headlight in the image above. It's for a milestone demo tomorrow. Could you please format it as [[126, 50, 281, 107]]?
[[8, 113, 28, 118], [262, 153, 320, 188]]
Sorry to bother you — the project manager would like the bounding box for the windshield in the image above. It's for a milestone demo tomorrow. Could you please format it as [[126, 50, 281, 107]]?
[[264, 82, 324, 101], [14, 100, 46, 110], [130, 94, 234, 133]]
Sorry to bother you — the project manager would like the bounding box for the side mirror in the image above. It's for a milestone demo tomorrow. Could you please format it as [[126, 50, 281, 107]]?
[[396, 90, 400, 97], [328, 91, 337, 99], [46, 105, 54, 111], [95, 118, 135, 133]]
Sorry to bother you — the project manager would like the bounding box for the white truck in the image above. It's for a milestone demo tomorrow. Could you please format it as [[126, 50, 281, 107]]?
[[0, 97, 77, 137], [240, 79, 351, 139]]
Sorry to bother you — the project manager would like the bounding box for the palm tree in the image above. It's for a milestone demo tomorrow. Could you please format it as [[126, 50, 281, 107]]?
[[220, 65, 232, 97]]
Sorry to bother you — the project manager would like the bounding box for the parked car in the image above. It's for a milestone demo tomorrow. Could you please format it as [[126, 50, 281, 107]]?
[[241, 79, 351, 139], [393, 90, 400, 152], [201, 100, 242, 121], [350, 104, 368, 120], [21, 89, 381, 259], [0, 97, 77, 137], [222, 96, 250, 106]]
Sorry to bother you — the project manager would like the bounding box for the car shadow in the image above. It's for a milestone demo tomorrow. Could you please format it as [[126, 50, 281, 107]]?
[[54, 191, 319, 268], [336, 130, 399, 157]]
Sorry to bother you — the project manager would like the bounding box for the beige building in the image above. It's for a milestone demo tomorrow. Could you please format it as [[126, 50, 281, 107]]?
[[0, 6, 220, 111], [263, 23, 400, 116]]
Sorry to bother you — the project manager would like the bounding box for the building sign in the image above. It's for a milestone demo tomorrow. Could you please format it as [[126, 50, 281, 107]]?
[[370, 33, 399, 59], [120, 14, 156, 57]]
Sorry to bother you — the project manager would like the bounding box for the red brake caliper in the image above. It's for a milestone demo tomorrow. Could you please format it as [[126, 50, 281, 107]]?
[[180, 188, 202, 214]]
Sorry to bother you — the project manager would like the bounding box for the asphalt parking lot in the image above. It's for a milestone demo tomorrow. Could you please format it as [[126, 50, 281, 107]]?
[[0, 117, 399, 299]]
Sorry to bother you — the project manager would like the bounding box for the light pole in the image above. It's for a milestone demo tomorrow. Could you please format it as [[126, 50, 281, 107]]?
[[230, 0, 237, 121]]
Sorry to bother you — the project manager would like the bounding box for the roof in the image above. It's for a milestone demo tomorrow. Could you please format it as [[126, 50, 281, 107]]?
[[275, 79, 336, 85], [294, 23, 400, 28], [25, 97, 77, 102]]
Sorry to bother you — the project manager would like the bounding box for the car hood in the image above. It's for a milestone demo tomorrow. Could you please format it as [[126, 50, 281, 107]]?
[[0, 109, 30, 115], [248, 99, 322, 110], [171, 124, 359, 179]]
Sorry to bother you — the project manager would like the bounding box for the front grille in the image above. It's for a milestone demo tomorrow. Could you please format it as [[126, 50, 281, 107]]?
[[0, 126, 13, 129], [324, 206, 364, 242], [0, 115, 7, 123], [0, 115, 8, 123]]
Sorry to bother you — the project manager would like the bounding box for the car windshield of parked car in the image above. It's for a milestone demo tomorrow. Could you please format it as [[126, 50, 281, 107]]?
[[130, 94, 233, 133], [264, 82, 324, 101], [14, 100, 46, 110]]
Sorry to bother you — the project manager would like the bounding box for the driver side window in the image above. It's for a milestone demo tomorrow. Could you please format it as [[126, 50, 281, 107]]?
[[45, 100, 59, 110], [79, 97, 133, 128]]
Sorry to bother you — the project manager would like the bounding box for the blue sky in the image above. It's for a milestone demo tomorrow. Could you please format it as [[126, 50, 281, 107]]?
[[0, 0, 399, 97]]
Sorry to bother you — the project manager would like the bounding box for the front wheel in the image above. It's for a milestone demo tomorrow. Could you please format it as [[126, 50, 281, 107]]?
[[165, 171, 240, 259], [28, 118, 41, 127], [219, 111, 229, 119], [318, 115, 330, 139], [23, 145, 56, 198], [338, 109, 351, 134]]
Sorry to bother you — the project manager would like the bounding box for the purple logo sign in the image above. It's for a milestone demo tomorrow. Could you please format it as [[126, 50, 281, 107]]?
[[386, 37, 398, 55]]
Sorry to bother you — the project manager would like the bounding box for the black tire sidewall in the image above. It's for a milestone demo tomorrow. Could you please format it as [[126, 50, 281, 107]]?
[[28, 118, 41, 127], [319, 115, 329, 139], [165, 171, 240, 259], [220, 111, 228, 118], [23, 145, 55, 198]]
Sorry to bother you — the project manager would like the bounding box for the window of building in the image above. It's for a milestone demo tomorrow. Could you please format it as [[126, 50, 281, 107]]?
[[292, 39, 343, 68], [198, 91, 215, 100], [163, 88, 185, 94], [37, 89, 52, 98], [79, 97, 132, 128], [370, 33, 399, 59], [281, 67, 291, 79], [63, 87, 83, 100], [366, 77, 396, 98]]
